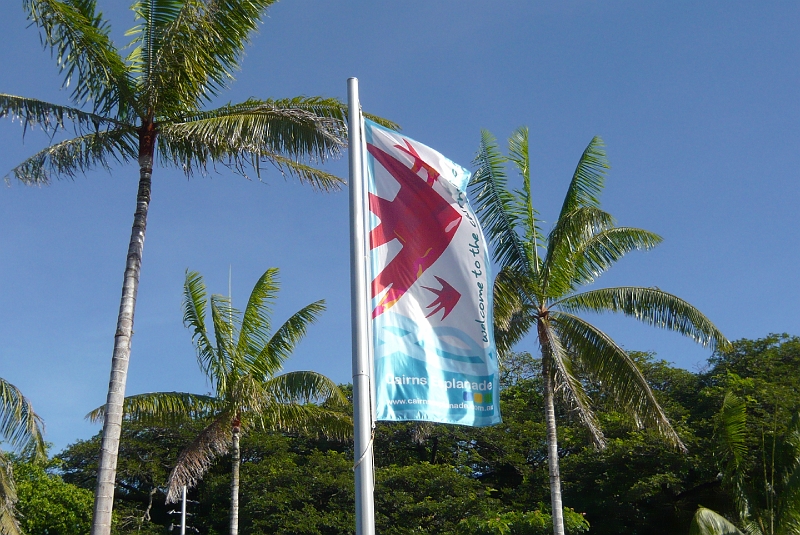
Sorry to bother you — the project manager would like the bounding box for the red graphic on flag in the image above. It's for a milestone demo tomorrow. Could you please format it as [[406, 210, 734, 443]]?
[[368, 143, 462, 318], [394, 140, 440, 186], [422, 276, 461, 320]]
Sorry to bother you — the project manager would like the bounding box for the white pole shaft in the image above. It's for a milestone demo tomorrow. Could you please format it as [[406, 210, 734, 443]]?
[[362, 109, 377, 422], [180, 485, 186, 535], [348, 77, 376, 535]]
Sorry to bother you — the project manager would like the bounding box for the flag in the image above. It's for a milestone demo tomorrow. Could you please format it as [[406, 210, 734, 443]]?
[[364, 119, 501, 427]]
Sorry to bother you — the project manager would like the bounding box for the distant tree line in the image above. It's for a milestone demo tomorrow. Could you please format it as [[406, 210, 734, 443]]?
[[9, 333, 798, 535]]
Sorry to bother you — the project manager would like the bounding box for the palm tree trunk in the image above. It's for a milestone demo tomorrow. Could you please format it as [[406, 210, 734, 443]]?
[[542, 352, 565, 535], [91, 150, 153, 535], [230, 426, 241, 535]]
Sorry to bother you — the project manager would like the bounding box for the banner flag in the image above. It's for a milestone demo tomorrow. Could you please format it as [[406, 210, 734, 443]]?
[[364, 119, 501, 427]]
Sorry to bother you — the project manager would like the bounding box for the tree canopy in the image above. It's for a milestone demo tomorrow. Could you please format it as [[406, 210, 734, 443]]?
[[44, 335, 799, 535]]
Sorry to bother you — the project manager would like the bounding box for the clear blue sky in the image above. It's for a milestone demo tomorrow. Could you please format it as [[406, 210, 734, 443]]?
[[1, 1, 798, 453]]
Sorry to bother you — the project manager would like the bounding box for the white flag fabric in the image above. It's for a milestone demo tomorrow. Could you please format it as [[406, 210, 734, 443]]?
[[364, 120, 501, 427]]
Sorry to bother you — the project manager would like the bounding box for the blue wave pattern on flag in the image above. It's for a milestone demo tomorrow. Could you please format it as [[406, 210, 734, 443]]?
[[365, 120, 501, 427]]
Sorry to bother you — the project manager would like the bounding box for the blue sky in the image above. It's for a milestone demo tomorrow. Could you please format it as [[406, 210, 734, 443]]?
[[1, 1, 798, 452]]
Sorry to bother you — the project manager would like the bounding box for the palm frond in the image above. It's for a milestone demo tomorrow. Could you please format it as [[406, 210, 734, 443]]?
[[361, 111, 399, 131], [183, 271, 230, 392], [251, 301, 326, 380], [0, 453, 21, 535], [210, 294, 241, 390], [127, 0, 183, 83], [469, 129, 530, 272], [507, 126, 544, 273], [740, 519, 765, 535], [236, 268, 279, 362], [541, 206, 616, 299], [556, 136, 608, 218], [539, 318, 605, 447], [158, 96, 348, 164], [5, 128, 137, 185], [783, 414, 800, 514], [163, 92, 401, 138], [717, 392, 747, 468], [567, 226, 662, 288], [690, 507, 745, 535], [23, 0, 134, 116], [507, 127, 529, 183], [165, 411, 232, 503], [256, 153, 345, 191], [85, 391, 221, 425], [260, 371, 348, 406], [715, 393, 751, 521], [254, 400, 352, 441], [0, 94, 125, 137], [557, 286, 730, 351], [781, 450, 800, 535], [0, 379, 46, 461], [165, 97, 348, 148], [550, 311, 685, 451], [136, 0, 277, 112], [492, 267, 537, 356]]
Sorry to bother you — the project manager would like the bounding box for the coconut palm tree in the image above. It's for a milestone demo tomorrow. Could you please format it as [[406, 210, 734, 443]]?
[[469, 128, 729, 535], [89, 268, 351, 535], [690, 393, 800, 535], [0, 378, 46, 535], [2, 3, 393, 533]]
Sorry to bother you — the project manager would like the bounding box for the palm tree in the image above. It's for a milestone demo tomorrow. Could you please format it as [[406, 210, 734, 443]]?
[[0, 378, 46, 535], [89, 268, 351, 535], [2, 3, 392, 533], [469, 128, 729, 535], [690, 393, 800, 535]]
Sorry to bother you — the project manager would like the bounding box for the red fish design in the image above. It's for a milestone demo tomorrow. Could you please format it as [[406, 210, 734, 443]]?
[[422, 276, 461, 320], [368, 142, 462, 318]]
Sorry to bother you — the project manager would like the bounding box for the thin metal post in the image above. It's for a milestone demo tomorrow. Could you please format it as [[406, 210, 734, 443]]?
[[348, 77, 376, 535], [180, 485, 186, 535]]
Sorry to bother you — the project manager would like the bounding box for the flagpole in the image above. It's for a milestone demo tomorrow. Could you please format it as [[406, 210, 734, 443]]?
[[348, 77, 376, 535]]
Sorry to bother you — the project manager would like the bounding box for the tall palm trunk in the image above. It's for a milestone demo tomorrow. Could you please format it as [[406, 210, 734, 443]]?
[[230, 425, 241, 535], [540, 321, 565, 535], [91, 128, 154, 535]]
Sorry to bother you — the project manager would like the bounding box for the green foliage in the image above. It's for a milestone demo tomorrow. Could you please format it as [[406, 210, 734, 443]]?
[[192, 431, 355, 535], [58, 420, 207, 534], [48, 334, 800, 535], [0, 379, 45, 460], [703, 334, 800, 438], [689, 383, 800, 535], [12, 458, 93, 535], [375, 462, 494, 535], [456, 508, 589, 535], [0, 378, 46, 535], [60, 420, 201, 491]]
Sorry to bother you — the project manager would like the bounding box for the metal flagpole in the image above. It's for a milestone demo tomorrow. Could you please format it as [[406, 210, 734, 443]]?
[[359, 104, 377, 439], [348, 77, 376, 535], [180, 485, 186, 535]]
